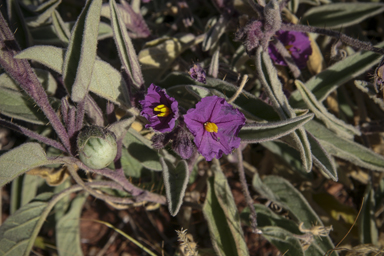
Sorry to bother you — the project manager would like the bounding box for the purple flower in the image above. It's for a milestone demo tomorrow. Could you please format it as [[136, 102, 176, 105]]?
[[140, 84, 179, 133], [184, 96, 246, 161], [188, 63, 206, 84], [268, 30, 312, 69]]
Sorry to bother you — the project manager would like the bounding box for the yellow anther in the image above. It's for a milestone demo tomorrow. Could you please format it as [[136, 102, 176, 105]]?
[[204, 122, 218, 133], [285, 45, 293, 55], [154, 104, 171, 117]]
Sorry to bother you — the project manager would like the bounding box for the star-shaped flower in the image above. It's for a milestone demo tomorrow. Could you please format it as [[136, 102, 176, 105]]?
[[140, 84, 179, 132], [268, 30, 312, 69], [184, 96, 246, 161]]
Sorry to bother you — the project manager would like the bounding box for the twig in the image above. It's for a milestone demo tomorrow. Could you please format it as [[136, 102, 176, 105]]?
[[228, 74, 248, 104], [236, 148, 261, 233]]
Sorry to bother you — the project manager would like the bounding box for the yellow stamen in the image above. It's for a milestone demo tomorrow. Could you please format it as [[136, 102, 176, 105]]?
[[154, 104, 171, 117], [285, 45, 293, 55], [204, 122, 218, 133]]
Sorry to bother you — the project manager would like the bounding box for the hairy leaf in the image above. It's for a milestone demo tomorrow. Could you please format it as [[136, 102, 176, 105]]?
[[0, 143, 53, 186], [110, 0, 144, 88], [56, 194, 87, 256], [290, 41, 384, 107], [302, 2, 384, 28], [203, 159, 249, 256], [161, 158, 189, 216], [359, 184, 378, 245], [239, 114, 314, 143], [25, 0, 61, 27], [262, 227, 304, 256], [62, 0, 102, 102], [202, 15, 227, 51]]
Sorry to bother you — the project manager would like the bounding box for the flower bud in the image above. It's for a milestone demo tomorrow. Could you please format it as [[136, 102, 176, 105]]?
[[77, 126, 117, 169]]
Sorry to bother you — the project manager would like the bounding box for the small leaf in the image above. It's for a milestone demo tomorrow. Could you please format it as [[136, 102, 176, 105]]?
[[62, 0, 102, 102], [110, 0, 144, 88], [290, 41, 384, 108], [295, 80, 360, 139], [202, 15, 227, 51], [302, 2, 384, 29], [120, 148, 145, 178], [21, 174, 40, 207], [208, 48, 220, 78], [203, 159, 249, 256], [51, 10, 70, 43], [359, 184, 379, 245], [25, 0, 61, 27], [107, 114, 135, 140], [239, 113, 314, 143], [56, 194, 87, 256], [0, 143, 53, 186], [161, 158, 189, 216]]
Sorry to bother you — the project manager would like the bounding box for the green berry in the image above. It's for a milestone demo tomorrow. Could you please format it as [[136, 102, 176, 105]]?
[[77, 126, 117, 169]]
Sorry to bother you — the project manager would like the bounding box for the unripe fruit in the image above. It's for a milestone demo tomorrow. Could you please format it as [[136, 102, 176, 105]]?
[[77, 126, 117, 169]]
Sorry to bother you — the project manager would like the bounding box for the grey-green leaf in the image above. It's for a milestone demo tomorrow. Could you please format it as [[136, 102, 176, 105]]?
[[51, 10, 71, 43], [56, 194, 87, 256], [261, 227, 304, 256], [123, 128, 162, 171], [161, 158, 189, 216], [290, 41, 384, 108], [295, 80, 360, 139], [110, 0, 144, 88], [0, 193, 52, 256], [354, 80, 384, 112], [239, 113, 314, 143], [252, 174, 337, 255], [25, 0, 61, 27], [62, 0, 102, 102], [15, 46, 130, 106], [202, 159, 249, 256], [359, 184, 378, 245], [0, 143, 53, 186], [301, 3, 384, 29], [305, 120, 384, 171], [202, 15, 227, 52]]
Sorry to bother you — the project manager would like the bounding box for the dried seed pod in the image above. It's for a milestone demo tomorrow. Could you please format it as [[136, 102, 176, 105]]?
[[77, 126, 117, 169]]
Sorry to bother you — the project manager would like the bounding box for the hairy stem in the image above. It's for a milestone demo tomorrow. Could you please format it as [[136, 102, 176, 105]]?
[[0, 118, 66, 152], [281, 23, 384, 55], [271, 38, 301, 78]]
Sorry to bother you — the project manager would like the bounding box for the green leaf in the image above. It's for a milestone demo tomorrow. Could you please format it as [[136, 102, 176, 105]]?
[[25, 0, 61, 27], [252, 174, 337, 255], [108, 114, 135, 140], [123, 129, 162, 171], [239, 113, 314, 143], [56, 194, 87, 256], [0, 193, 53, 256], [139, 34, 200, 82], [110, 0, 144, 88], [51, 10, 70, 43], [305, 120, 384, 171], [290, 41, 384, 108], [256, 47, 312, 172], [0, 143, 53, 186], [301, 3, 384, 29], [307, 132, 337, 181], [203, 159, 249, 256], [15, 46, 130, 106], [62, 0, 102, 102], [15, 45, 64, 73], [295, 80, 360, 139], [120, 148, 145, 178], [261, 227, 304, 256], [202, 15, 227, 52], [161, 158, 189, 216], [21, 174, 40, 207], [359, 184, 378, 245]]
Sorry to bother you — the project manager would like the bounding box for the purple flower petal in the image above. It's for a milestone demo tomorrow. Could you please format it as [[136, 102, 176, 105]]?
[[188, 63, 206, 84], [184, 96, 245, 161], [268, 30, 312, 69], [140, 84, 179, 132]]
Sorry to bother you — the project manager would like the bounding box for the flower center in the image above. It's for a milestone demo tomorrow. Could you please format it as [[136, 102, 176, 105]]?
[[285, 45, 294, 55], [204, 122, 218, 133], [154, 104, 171, 117]]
